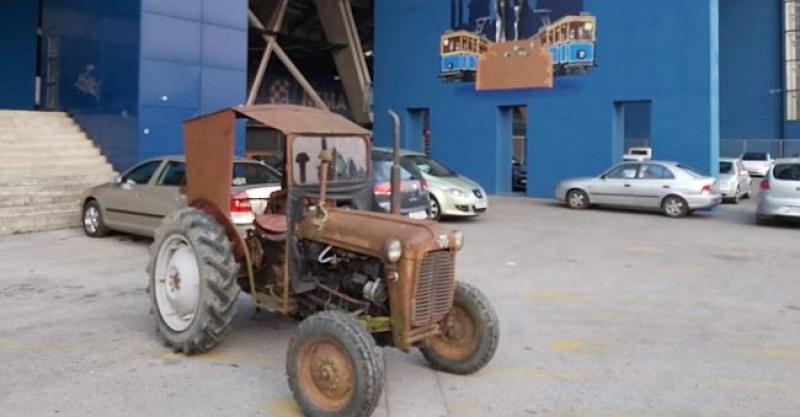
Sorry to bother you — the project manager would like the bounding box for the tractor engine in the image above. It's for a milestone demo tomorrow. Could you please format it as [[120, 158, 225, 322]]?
[[299, 241, 389, 315]]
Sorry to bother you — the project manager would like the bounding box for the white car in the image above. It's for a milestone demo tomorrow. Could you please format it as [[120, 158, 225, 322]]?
[[740, 152, 773, 177], [718, 158, 752, 203], [756, 158, 800, 224], [623, 147, 652, 161]]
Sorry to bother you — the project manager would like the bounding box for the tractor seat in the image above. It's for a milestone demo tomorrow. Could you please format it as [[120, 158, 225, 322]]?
[[254, 214, 288, 235]]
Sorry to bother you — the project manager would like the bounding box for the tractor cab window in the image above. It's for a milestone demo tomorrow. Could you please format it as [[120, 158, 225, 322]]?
[[292, 136, 368, 186]]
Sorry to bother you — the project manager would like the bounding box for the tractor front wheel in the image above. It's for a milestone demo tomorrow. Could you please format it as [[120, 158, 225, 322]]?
[[147, 208, 240, 354], [421, 282, 499, 375], [287, 311, 384, 417]]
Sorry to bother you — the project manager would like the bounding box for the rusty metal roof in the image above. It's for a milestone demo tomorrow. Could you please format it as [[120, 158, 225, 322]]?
[[226, 104, 370, 136]]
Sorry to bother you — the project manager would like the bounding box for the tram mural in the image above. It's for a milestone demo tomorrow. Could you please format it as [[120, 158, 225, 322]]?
[[441, 0, 597, 90]]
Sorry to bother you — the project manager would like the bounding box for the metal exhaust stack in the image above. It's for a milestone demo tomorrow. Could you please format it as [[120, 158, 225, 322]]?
[[388, 110, 402, 215]]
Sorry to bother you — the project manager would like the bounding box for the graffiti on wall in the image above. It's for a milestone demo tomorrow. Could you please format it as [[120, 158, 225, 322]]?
[[441, 0, 597, 90]]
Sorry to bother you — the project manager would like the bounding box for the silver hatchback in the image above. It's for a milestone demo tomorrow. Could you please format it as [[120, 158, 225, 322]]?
[[756, 158, 800, 225], [555, 161, 722, 218]]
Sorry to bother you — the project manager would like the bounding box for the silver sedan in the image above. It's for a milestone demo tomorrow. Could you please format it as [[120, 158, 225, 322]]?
[[756, 158, 800, 225], [555, 161, 722, 218]]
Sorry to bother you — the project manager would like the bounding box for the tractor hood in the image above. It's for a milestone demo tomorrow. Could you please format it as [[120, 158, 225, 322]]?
[[298, 207, 460, 260]]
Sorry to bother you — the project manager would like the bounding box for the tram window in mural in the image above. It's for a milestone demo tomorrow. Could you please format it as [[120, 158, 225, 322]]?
[[440, 0, 597, 90]]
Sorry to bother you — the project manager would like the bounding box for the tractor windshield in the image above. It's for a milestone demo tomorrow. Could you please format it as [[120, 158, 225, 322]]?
[[291, 135, 368, 186]]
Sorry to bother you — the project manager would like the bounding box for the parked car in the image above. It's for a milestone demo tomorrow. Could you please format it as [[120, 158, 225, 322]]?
[[81, 155, 282, 237], [740, 152, 773, 177], [623, 147, 652, 161], [756, 158, 800, 225], [555, 161, 722, 218], [512, 158, 527, 192], [371, 150, 431, 219], [375, 147, 488, 220], [718, 157, 752, 203]]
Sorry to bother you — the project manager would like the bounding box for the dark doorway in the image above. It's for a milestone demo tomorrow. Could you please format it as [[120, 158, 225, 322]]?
[[405, 108, 430, 153], [614, 101, 652, 160], [497, 105, 527, 194]]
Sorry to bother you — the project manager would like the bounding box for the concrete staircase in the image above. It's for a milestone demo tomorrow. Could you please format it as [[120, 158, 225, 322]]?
[[0, 111, 116, 235]]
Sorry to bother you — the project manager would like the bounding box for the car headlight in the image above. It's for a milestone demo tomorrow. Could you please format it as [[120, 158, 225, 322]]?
[[452, 231, 464, 250], [447, 188, 468, 197], [384, 239, 402, 262]]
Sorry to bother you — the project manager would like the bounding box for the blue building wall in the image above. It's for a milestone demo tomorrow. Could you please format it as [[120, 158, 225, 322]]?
[[43, 0, 141, 169], [39, 0, 247, 170], [138, 0, 248, 162], [719, 0, 782, 141], [374, 0, 720, 197], [0, 0, 38, 109]]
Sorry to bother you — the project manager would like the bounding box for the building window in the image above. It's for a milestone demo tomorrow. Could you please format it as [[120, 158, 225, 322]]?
[[786, 0, 800, 120]]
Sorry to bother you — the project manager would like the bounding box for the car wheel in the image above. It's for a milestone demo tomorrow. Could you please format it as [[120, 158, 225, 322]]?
[[82, 200, 110, 237], [566, 189, 589, 210], [662, 195, 689, 218], [732, 187, 742, 204], [430, 195, 442, 221]]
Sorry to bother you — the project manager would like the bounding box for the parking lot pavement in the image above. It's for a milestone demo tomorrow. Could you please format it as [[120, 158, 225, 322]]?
[[1, 196, 799, 417]]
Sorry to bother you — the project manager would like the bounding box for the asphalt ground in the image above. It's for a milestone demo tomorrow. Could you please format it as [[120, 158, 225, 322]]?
[[1, 195, 799, 417]]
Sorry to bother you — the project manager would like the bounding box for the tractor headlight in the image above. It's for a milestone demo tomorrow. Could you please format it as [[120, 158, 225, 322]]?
[[384, 239, 402, 262], [452, 231, 464, 250]]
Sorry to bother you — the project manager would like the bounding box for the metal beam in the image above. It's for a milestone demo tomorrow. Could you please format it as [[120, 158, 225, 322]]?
[[314, 0, 372, 124], [247, 2, 328, 111]]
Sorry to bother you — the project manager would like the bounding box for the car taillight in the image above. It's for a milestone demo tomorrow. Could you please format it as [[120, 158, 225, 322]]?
[[373, 182, 391, 196], [760, 178, 770, 191], [374, 182, 408, 195], [701, 184, 712, 194], [420, 178, 429, 191], [230, 191, 252, 213]]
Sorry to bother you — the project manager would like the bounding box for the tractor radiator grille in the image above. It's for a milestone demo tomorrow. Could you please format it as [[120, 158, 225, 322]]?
[[412, 250, 456, 327]]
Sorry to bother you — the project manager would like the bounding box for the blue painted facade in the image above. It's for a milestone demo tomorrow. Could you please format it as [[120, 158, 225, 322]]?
[[719, 0, 782, 141], [374, 0, 721, 197], [0, 0, 39, 109], [38, 0, 247, 170]]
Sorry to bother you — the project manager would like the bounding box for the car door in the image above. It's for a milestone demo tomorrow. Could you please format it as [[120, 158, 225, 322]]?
[[149, 160, 188, 219], [590, 164, 640, 206], [102, 159, 164, 234], [628, 163, 674, 208]]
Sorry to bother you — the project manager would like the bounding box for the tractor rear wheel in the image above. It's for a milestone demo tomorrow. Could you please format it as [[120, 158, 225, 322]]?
[[287, 311, 384, 417], [147, 208, 240, 354], [421, 282, 499, 375]]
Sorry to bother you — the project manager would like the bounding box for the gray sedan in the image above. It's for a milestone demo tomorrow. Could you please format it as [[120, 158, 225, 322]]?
[[555, 161, 722, 218], [81, 155, 281, 237]]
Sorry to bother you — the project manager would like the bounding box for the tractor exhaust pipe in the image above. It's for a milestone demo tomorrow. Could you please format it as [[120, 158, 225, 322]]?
[[388, 110, 402, 215]]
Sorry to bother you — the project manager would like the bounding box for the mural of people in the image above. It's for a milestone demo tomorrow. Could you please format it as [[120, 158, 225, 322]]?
[[452, 0, 584, 40]]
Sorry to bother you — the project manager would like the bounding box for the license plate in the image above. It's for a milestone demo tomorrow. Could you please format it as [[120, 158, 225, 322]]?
[[409, 210, 428, 220], [474, 200, 488, 210]]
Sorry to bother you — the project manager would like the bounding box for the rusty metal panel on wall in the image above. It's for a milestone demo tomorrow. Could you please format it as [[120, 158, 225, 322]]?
[[476, 40, 553, 91]]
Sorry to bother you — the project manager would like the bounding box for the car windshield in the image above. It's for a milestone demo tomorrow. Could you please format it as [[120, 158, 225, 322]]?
[[719, 161, 733, 174], [291, 136, 368, 186], [772, 163, 800, 181], [677, 164, 705, 178], [232, 162, 281, 186], [407, 155, 457, 177], [742, 152, 768, 161]]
